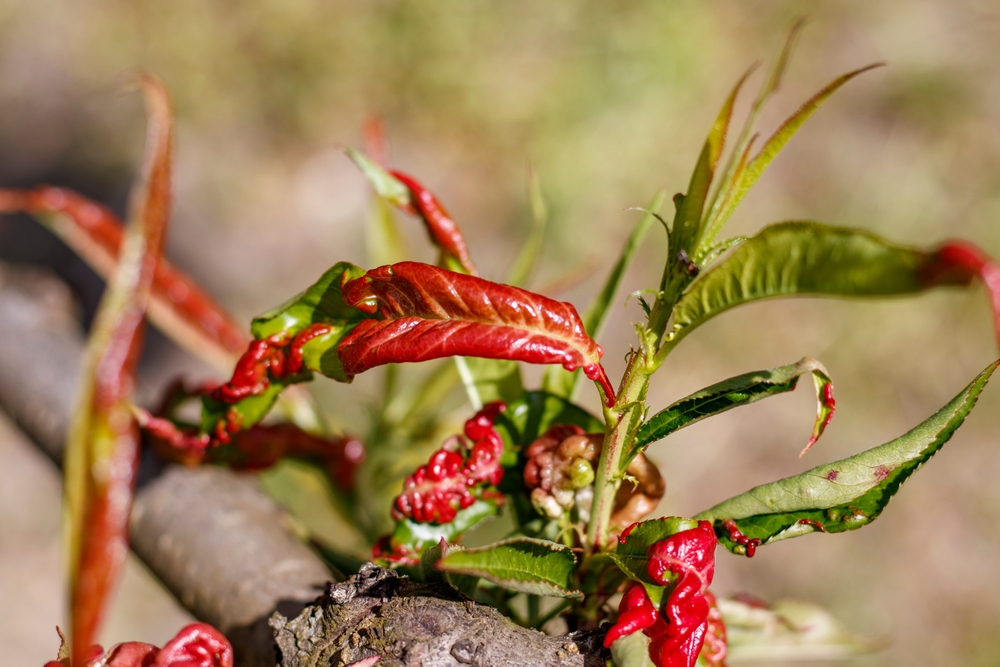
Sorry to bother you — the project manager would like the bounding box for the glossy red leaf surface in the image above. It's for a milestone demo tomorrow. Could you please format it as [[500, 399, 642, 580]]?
[[63, 75, 173, 666], [338, 261, 615, 401]]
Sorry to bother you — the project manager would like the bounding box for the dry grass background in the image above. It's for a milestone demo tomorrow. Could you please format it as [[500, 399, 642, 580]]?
[[1, 1, 1000, 665]]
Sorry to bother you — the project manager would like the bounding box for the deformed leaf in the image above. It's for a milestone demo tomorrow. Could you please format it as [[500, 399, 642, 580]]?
[[338, 262, 615, 402], [666, 221, 996, 351], [608, 517, 698, 599], [436, 537, 583, 599], [64, 75, 172, 665], [628, 357, 834, 469], [720, 596, 884, 661], [695, 361, 998, 554]]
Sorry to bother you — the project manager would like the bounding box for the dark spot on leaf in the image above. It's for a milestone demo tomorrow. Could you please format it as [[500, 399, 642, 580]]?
[[825, 470, 838, 481], [873, 465, 890, 481]]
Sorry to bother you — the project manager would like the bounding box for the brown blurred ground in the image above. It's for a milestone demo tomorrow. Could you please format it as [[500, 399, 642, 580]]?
[[1, 1, 999, 665]]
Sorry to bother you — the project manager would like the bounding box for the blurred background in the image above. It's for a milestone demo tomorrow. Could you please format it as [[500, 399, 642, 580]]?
[[1, 1, 1000, 665]]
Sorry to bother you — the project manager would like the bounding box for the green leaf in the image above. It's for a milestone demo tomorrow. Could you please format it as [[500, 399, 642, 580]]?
[[608, 517, 698, 604], [721, 597, 884, 661], [711, 63, 882, 232], [436, 537, 583, 599], [419, 540, 480, 595], [251, 262, 368, 339], [695, 361, 998, 554], [665, 221, 972, 351], [699, 21, 801, 245], [542, 192, 665, 400], [609, 631, 656, 667], [673, 67, 753, 256], [628, 357, 834, 470], [343, 146, 411, 207]]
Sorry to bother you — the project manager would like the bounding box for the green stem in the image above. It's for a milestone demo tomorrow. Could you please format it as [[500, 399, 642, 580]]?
[[586, 351, 651, 552]]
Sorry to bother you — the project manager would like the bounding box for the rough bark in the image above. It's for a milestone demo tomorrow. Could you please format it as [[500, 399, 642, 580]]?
[[271, 564, 607, 667], [0, 264, 609, 667]]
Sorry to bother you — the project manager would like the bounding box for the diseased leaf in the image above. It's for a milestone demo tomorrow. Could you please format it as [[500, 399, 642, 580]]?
[[628, 357, 834, 470], [338, 262, 615, 402], [201, 263, 373, 434], [436, 537, 583, 599], [695, 361, 998, 555], [609, 517, 698, 598], [713, 64, 882, 231], [64, 75, 172, 665], [543, 192, 665, 400], [666, 222, 1000, 352], [720, 597, 883, 661], [0, 186, 248, 371], [389, 170, 478, 275]]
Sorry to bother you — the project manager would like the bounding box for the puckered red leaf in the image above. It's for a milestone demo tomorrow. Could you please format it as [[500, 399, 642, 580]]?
[[666, 221, 1000, 351], [338, 262, 615, 401], [608, 517, 699, 598], [629, 357, 834, 469], [721, 597, 883, 661], [695, 361, 997, 555], [64, 75, 172, 666], [200, 263, 372, 434], [436, 537, 583, 599]]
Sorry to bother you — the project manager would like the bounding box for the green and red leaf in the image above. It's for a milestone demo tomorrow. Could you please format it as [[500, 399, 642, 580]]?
[[695, 360, 998, 555], [63, 75, 172, 665], [665, 222, 1000, 352], [338, 262, 616, 403], [629, 357, 834, 470]]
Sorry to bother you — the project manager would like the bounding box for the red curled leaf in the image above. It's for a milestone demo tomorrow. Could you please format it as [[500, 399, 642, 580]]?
[[64, 74, 172, 667], [387, 170, 477, 275], [154, 623, 233, 667], [920, 240, 1000, 347], [392, 402, 506, 524], [338, 262, 616, 403], [0, 186, 248, 371]]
